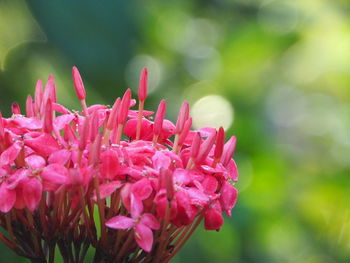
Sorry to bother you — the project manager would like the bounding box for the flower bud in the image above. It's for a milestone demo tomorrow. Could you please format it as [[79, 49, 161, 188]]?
[[138, 67, 148, 102], [72, 66, 86, 100]]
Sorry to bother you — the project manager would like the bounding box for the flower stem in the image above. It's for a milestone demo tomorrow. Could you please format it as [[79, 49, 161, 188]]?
[[93, 175, 107, 246], [136, 101, 144, 140], [115, 230, 134, 262], [166, 212, 204, 263]]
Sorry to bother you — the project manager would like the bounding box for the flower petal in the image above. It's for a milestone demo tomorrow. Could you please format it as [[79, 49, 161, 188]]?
[[140, 213, 160, 230], [41, 164, 68, 184], [152, 151, 171, 170], [48, 149, 71, 165], [202, 175, 218, 194], [100, 149, 119, 180], [25, 133, 60, 157], [135, 223, 154, 252], [186, 187, 209, 207], [23, 178, 42, 211], [0, 141, 21, 166], [204, 205, 224, 230], [106, 216, 134, 229], [124, 118, 153, 140], [25, 155, 46, 169], [11, 116, 42, 130], [227, 159, 238, 182], [130, 194, 143, 219], [92, 181, 123, 201], [220, 181, 238, 217], [173, 169, 192, 186], [0, 183, 16, 213], [131, 178, 153, 200]]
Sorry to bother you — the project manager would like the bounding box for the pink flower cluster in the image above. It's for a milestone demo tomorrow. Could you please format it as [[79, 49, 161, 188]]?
[[0, 67, 238, 262]]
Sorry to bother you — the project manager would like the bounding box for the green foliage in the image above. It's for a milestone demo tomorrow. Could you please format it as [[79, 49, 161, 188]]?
[[0, 0, 350, 262]]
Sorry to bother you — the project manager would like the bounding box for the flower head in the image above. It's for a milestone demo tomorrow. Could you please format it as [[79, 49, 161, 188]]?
[[0, 67, 238, 262]]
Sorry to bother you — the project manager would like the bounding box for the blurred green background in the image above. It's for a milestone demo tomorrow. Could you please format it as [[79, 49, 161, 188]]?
[[1, 0, 350, 262]]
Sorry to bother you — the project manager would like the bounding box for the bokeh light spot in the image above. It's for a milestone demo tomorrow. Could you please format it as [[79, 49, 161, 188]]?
[[185, 47, 222, 80], [258, 0, 299, 34], [191, 95, 233, 130], [125, 55, 162, 95], [0, 0, 45, 69]]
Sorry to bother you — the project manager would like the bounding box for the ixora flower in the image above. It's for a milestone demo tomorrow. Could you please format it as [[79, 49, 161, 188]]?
[[0, 67, 238, 263]]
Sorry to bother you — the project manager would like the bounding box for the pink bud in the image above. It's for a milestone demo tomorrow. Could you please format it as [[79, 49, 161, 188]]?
[[26, 95, 34, 117], [34, 79, 43, 115], [41, 77, 56, 116], [138, 67, 148, 102], [160, 168, 174, 201], [72, 66, 86, 100], [196, 131, 216, 164], [214, 127, 225, 160], [79, 117, 90, 151], [190, 132, 201, 159], [178, 117, 192, 146], [175, 101, 189, 134], [11, 102, 21, 115], [89, 110, 100, 142], [46, 75, 57, 103], [0, 112, 4, 140], [106, 98, 120, 130], [103, 110, 110, 130], [117, 89, 131, 125], [165, 172, 174, 201], [153, 100, 166, 135], [64, 124, 77, 143], [43, 99, 53, 133], [220, 136, 236, 166], [92, 136, 102, 165]]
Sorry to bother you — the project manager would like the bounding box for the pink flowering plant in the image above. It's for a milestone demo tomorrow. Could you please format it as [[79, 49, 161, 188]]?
[[0, 67, 238, 262]]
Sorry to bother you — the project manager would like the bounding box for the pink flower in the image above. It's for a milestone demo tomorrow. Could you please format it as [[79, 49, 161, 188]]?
[[0, 66, 239, 263], [106, 195, 160, 252]]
